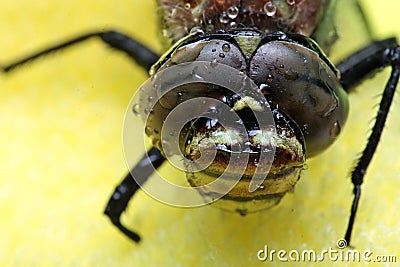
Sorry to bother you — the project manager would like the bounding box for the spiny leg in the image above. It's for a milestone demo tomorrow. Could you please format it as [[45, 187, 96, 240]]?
[[338, 38, 398, 90], [104, 147, 165, 242], [1, 30, 158, 72], [337, 38, 400, 245]]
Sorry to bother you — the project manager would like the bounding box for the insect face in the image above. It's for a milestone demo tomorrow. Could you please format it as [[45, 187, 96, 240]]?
[[134, 29, 348, 214]]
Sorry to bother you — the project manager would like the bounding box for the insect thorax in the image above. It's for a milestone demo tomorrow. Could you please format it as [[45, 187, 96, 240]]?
[[157, 0, 337, 51]]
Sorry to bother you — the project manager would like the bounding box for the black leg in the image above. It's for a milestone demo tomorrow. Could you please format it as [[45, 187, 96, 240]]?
[[1, 30, 159, 72], [338, 38, 398, 91], [104, 147, 165, 242], [337, 39, 400, 245]]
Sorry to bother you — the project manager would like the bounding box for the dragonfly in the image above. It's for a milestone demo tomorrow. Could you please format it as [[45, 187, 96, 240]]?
[[1, 0, 399, 246]]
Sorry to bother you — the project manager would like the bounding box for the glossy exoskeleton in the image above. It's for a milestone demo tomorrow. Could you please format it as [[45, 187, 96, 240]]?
[[1, 0, 399, 245]]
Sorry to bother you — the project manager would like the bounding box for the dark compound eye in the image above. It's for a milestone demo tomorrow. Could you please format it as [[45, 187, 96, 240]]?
[[250, 40, 349, 156], [158, 39, 246, 72]]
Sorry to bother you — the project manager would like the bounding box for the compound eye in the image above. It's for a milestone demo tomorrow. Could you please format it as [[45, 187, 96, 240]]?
[[161, 39, 246, 72], [249, 41, 349, 156]]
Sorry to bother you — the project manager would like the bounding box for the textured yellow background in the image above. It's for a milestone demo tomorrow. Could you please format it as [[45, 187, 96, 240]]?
[[0, 0, 399, 266]]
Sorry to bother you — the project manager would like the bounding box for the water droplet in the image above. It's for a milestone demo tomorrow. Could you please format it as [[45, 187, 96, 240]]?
[[263, 1, 277, 16], [219, 12, 229, 24], [266, 74, 274, 83], [145, 126, 153, 135], [210, 59, 218, 68], [132, 103, 140, 115], [260, 83, 270, 91], [147, 96, 153, 102], [227, 6, 239, 19], [286, 0, 295, 6], [222, 43, 231, 52], [219, 53, 226, 58], [209, 105, 217, 112], [330, 121, 341, 138], [184, 3, 191, 9]]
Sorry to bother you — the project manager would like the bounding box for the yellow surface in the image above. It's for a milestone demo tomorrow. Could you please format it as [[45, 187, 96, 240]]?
[[0, 0, 399, 266]]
